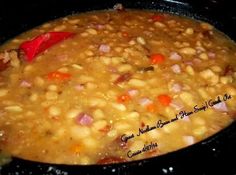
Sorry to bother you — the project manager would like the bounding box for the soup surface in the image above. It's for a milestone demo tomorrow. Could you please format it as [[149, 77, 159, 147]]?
[[0, 8, 236, 165]]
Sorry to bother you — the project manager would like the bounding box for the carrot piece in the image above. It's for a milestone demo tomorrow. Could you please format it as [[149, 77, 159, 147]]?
[[150, 15, 165, 22], [117, 93, 132, 103], [122, 31, 129, 38], [157, 94, 172, 106], [146, 103, 157, 113], [99, 125, 111, 133], [47, 71, 71, 81], [70, 144, 83, 154], [150, 54, 165, 64]]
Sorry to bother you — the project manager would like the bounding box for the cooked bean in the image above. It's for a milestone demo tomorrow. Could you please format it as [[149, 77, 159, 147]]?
[[34, 76, 45, 87], [0, 89, 8, 97], [185, 65, 195, 75], [29, 93, 38, 102], [220, 76, 233, 84], [210, 66, 222, 73], [93, 109, 105, 119], [179, 92, 195, 106], [117, 64, 132, 72], [66, 109, 81, 119], [89, 98, 107, 107], [154, 21, 166, 28], [128, 78, 146, 87], [48, 106, 61, 116], [92, 120, 108, 131], [199, 53, 208, 60], [111, 103, 126, 111], [4, 106, 23, 112], [86, 28, 98, 35], [45, 91, 58, 100], [54, 25, 66, 31], [199, 69, 219, 85], [136, 37, 146, 45], [48, 85, 58, 91], [70, 126, 91, 139], [185, 28, 194, 35], [179, 47, 196, 55]]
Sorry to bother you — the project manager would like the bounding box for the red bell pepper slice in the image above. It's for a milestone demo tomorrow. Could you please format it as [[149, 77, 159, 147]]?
[[19, 32, 75, 62]]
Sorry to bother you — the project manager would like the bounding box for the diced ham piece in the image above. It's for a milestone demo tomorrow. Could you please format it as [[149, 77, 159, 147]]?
[[170, 83, 182, 93], [171, 64, 181, 74], [139, 98, 152, 106], [127, 89, 139, 97], [20, 80, 32, 88], [208, 52, 216, 58], [74, 84, 85, 91], [169, 52, 182, 61], [99, 44, 110, 53], [76, 113, 94, 126], [212, 102, 228, 112]]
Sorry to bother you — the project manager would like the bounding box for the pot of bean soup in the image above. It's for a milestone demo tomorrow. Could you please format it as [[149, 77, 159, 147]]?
[[0, 0, 236, 174]]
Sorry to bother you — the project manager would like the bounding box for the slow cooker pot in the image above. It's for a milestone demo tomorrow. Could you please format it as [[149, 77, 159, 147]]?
[[0, 0, 236, 174]]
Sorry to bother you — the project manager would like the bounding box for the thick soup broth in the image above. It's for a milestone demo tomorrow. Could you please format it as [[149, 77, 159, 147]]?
[[0, 9, 236, 164]]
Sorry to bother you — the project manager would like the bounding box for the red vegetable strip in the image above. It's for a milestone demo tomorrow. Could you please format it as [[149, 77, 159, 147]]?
[[19, 32, 75, 62]]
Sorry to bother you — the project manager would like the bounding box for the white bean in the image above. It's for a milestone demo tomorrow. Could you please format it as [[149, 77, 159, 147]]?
[[45, 91, 58, 100], [48, 106, 61, 116], [86, 28, 98, 35], [128, 79, 146, 87], [5, 106, 23, 112], [111, 103, 126, 111], [179, 47, 196, 55], [0, 89, 8, 97], [70, 126, 91, 139], [136, 37, 146, 45]]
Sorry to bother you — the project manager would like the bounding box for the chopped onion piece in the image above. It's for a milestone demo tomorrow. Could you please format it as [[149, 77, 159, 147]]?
[[169, 52, 182, 61], [171, 64, 181, 74]]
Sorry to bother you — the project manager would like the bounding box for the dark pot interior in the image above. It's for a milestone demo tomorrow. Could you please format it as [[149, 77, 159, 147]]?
[[0, 0, 236, 174]]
